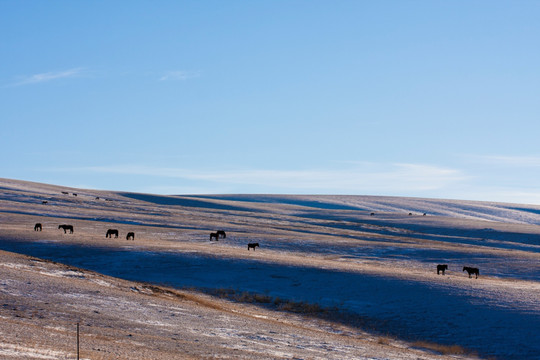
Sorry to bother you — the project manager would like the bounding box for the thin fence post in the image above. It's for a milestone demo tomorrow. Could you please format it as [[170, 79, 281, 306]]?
[[77, 322, 80, 360]]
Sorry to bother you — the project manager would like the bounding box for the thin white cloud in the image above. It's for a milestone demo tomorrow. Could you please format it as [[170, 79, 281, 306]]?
[[443, 187, 540, 206], [466, 154, 540, 167], [40, 163, 540, 203], [159, 70, 201, 81], [55, 163, 468, 194], [9, 67, 86, 86]]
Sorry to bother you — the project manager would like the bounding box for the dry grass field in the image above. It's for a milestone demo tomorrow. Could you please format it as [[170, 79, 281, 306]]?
[[1, 178, 539, 359]]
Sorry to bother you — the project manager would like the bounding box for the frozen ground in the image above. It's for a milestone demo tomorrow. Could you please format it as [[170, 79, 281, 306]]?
[[0, 178, 539, 359]]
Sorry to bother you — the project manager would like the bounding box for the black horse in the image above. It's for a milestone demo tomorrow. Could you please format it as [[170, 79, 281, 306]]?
[[58, 224, 73, 234], [210, 232, 219, 241], [248, 242, 259, 251], [106, 229, 119, 238], [34, 223, 42, 231], [216, 230, 227, 239], [463, 266, 479, 279], [437, 264, 448, 275], [126, 232, 135, 241]]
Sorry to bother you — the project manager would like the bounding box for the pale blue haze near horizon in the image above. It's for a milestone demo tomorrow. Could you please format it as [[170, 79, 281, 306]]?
[[2, 1, 540, 204]]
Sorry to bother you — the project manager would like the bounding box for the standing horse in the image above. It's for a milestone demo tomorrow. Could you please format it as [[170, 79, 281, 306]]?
[[463, 266, 479, 279], [210, 232, 219, 241], [58, 225, 73, 234], [437, 264, 448, 275], [106, 229, 119, 238], [216, 230, 227, 239], [247, 242, 259, 251], [126, 232, 135, 241], [34, 223, 42, 231]]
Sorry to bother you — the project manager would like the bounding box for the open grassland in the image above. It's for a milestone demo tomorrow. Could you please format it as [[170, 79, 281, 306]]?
[[0, 178, 539, 359]]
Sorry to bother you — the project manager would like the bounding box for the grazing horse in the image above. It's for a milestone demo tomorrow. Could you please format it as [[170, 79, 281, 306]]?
[[106, 229, 119, 238], [463, 266, 479, 279], [58, 225, 73, 234], [216, 230, 226, 239], [126, 232, 135, 241], [247, 242, 259, 251], [210, 232, 219, 241], [34, 223, 42, 231], [370, 212, 375, 216], [408, 213, 413, 216], [437, 264, 448, 275]]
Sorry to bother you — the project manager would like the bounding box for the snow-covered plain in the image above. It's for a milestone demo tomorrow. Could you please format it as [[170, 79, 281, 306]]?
[[0, 178, 539, 359]]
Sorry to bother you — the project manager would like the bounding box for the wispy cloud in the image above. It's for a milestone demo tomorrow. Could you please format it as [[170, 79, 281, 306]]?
[[466, 154, 540, 167], [54, 163, 468, 194], [8, 67, 87, 86], [159, 70, 201, 81], [443, 187, 540, 206]]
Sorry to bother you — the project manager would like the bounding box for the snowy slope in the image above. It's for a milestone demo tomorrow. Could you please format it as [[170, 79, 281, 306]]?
[[0, 178, 539, 359]]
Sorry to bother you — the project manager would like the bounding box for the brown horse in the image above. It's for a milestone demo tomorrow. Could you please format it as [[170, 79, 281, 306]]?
[[463, 266, 479, 279], [58, 224, 73, 234], [106, 229, 119, 238], [126, 232, 135, 241], [248, 242, 259, 251], [437, 264, 448, 275], [216, 230, 227, 239], [34, 223, 42, 231], [210, 232, 219, 241]]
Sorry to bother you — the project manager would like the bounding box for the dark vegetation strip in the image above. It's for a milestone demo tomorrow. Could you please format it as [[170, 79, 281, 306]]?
[[190, 287, 480, 358]]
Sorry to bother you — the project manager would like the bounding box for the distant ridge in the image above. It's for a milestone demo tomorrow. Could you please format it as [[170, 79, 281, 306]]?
[[2, 177, 540, 225]]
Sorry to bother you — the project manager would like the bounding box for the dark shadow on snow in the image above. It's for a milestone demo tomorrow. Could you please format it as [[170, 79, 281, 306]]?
[[0, 239, 537, 360], [120, 193, 255, 212]]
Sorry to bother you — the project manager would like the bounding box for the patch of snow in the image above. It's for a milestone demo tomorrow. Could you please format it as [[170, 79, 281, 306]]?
[[0, 343, 69, 359]]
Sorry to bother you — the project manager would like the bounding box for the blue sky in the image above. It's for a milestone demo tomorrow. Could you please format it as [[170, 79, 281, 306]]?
[[2, 1, 540, 204]]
